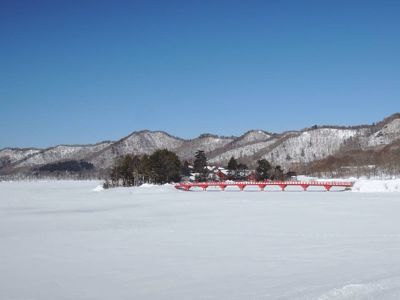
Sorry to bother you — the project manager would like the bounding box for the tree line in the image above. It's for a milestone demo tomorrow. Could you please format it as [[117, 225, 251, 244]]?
[[104, 149, 181, 188], [104, 149, 292, 188], [37, 160, 94, 173]]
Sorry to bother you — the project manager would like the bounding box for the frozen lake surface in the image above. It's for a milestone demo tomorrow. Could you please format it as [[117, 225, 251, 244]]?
[[1, 181, 400, 299]]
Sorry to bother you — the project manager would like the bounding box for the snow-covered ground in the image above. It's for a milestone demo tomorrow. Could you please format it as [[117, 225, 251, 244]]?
[[1, 180, 400, 299]]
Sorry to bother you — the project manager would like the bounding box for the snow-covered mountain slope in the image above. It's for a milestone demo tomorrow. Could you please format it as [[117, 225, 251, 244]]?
[[89, 131, 184, 168], [2, 113, 399, 173], [208, 138, 279, 163], [206, 130, 275, 163], [367, 118, 400, 147], [260, 128, 367, 167], [13, 142, 113, 168], [228, 130, 272, 147], [174, 134, 235, 160], [0, 148, 41, 165]]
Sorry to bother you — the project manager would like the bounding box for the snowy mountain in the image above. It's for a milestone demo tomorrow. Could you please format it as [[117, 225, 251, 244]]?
[[228, 130, 273, 147], [174, 134, 235, 160], [0, 148, 41, 166], [258, 128, 366, 168], [6, 142, 113, 172], [89, 131, 184, 168], [367, 118, 400, 147], [1, 113, 399, 175]]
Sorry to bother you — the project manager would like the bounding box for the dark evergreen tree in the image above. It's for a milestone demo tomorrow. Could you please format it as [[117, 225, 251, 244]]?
[[193, 150, 208, 181], [226, 156, 238, 180], [193, 150, 207, 172], [118, 154, 141, 186], [271, 165, 285, 181], [149, 149, 181, 184], [227, 156, 238, 172], [38, 160, 94, 173], [256, 159, 272, 180], [108, 154, 147, 187], [181, 160, 191, 177]]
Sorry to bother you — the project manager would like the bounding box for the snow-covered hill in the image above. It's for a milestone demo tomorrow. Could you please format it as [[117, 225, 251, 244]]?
[[260, 128, 364, 168], [1, 113, 399, 173], [228, 130, 272, 147], [174, 134, 235, 160], [13, 142, 113, 168], [367, 118, 400, 147], [89, 131, 184, 168], [209, 138, 279, 163], [0, 148, 41, 165]]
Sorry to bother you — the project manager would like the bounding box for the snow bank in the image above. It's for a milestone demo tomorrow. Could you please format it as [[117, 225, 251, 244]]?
[[139, 183, 159, 188], [92, 185, 104, 192], [352, 179, 400, 193]]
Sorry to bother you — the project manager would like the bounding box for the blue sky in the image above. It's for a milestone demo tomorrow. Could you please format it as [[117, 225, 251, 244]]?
[[1, 0, 399, 148]]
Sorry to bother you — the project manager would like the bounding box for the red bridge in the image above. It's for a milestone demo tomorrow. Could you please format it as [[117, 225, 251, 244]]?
[[175, 181, 354, 192]]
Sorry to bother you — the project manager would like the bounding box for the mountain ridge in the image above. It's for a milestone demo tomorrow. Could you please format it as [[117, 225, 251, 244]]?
[[1, 113, 399, 175]]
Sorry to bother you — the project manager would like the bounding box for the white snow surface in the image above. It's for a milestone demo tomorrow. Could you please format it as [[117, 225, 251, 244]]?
[[1, 180, 400, 299], [353, 179, 400, 193]]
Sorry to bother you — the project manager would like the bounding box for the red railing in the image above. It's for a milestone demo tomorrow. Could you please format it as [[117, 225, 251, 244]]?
[[175, 181, 354, 192]]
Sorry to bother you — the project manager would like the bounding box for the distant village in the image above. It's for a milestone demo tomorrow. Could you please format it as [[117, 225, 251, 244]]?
[[181, 164, 297, 182]]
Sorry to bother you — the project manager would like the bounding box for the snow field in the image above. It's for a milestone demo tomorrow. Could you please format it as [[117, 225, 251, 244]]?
[[1, 180, 400, 299]]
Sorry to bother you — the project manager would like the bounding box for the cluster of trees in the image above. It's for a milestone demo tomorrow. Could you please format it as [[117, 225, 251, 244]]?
[[184, 151, 286, 182], [227, 156, 249, 180], [226, 156, 288, 181], [104, 149, 181, 188], [105, 149, 295, 188], [38, 160, 94, 173], [299, 143, 400, 178]]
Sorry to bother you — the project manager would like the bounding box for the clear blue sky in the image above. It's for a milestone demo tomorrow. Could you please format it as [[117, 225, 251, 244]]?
[[1, 0, 399, 148]]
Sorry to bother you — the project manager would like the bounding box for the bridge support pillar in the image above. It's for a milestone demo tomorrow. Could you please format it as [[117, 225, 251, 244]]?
[[258, 184, 267, 191], [300, 184, 309, 191], [200, 185, 208, 191], [238, 184, 246, 191]]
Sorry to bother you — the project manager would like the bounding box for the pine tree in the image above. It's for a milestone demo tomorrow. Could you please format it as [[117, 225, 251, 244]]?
[[149, 149, 181, 184], [271, 165, 284, 181], [256, 159, 272, 181], [227, 156, 238, 172], [193, 150, 208, 181], [193, 150, 207, 172], [181, 160, 191, 177], [226, 156, 239, 179]]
